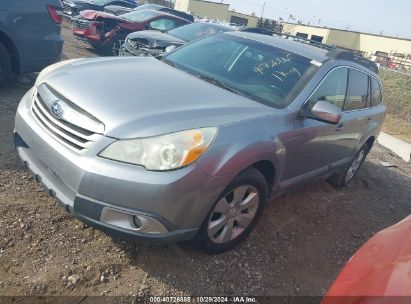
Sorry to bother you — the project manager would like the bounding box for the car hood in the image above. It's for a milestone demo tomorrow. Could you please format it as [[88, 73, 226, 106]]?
[[104, 5, 134, 15], [68, 0, 102, 7], [70, 0, 102, 4], [80, 9, 127, 21], [127, 30, 186, 47], [37, 57, 272, 138]]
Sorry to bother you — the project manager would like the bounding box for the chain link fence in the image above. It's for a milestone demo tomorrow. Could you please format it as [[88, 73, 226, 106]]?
[[380, 68, 411, 144]]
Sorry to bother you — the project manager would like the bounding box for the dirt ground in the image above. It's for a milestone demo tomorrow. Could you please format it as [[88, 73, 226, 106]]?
[[1, 21, 411, 302]]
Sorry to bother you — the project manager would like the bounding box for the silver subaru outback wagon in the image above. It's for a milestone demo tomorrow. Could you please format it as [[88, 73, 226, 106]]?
[[14, 32, 385, 253]]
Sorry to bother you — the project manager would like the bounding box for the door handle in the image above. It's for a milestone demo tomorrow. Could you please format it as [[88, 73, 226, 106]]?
[[336, 123, 345, 132]]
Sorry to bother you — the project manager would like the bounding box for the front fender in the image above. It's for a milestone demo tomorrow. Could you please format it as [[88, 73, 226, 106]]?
[[197, 116, 286, 186]]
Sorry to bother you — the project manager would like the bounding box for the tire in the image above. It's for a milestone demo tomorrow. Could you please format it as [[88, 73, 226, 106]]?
[[328, 144, 369, 188], [197, 167, 268, 254], [104, 34, 126, 56], [0, 41, 12, 85]]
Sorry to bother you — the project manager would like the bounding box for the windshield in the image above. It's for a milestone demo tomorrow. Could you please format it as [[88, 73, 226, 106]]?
[[164, 34, 317, 108], [168, 23, 233, 42], [121, 9, 160, 22]]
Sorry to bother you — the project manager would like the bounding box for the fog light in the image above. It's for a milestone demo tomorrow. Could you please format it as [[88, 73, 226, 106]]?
[[133, 215, 142, 228], [100, 207, 168, 235]]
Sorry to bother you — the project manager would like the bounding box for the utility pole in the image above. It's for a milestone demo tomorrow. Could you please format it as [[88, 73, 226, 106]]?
[[260, 1, 266, 18]]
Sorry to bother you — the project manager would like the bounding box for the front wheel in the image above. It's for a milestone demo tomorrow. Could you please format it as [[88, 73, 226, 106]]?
[[328, 144, 369, 187], [105, 34, 126, 56], [197, 167, 267, 254]]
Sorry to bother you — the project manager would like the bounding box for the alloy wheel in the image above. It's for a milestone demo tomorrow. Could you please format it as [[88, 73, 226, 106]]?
[[207, 185, 259, 244], [112, 39, 125, 56], [345, 149, 365, 183]]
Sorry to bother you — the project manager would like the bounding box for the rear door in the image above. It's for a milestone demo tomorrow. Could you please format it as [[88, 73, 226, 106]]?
[[341, 68, 371, 157]]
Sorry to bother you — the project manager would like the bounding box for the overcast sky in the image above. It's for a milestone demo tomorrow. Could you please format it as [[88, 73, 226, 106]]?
[[211, 0, 411, 38]]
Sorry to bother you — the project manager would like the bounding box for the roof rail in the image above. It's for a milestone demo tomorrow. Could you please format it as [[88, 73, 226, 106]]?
[[274, 32, 336, 51], [276, 33, 379, 73], [327, 49, 379, 73]]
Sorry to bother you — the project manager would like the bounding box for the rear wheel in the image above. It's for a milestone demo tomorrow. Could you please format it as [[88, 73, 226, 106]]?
[[328, 144, 369, 187], [0, 42, 12, 85], [197, 167, 267, 254]]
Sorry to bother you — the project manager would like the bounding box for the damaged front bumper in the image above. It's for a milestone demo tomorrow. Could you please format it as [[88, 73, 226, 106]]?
[[119, 40, 165, 57]]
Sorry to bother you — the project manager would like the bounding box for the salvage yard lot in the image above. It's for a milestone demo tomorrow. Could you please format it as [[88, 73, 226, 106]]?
[[1, 22, 411, 299]]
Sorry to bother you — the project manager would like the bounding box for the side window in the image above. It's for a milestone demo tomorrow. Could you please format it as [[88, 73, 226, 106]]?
[[150, 18, 178, 31], [370, 77, 383, 107], [307, 67, 348, 110], [344, 69, 368, 111]]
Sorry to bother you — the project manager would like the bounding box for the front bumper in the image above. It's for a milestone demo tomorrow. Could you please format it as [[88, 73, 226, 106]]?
[[119, 45, 136, 57], [120, 42, 144, 57], [14, 88, 233, 243], [119, 41, 165, 57], [73, 32, 102, 46], [15, 135, 197, 244]]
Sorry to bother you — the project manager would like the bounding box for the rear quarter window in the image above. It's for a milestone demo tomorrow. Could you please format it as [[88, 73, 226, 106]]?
[[370, 77, 383, 107]]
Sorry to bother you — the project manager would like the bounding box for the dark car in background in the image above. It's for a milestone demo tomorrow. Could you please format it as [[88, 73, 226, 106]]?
[[62, 0, 139, 18], [0, 0, 64, 84], [121, 22, 233, 57], [72, 9, 191, 55], [104, 3, 195, 22]]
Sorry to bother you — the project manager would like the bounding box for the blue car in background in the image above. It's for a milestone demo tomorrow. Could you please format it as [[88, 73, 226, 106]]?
[[0, 0, 64, 85]]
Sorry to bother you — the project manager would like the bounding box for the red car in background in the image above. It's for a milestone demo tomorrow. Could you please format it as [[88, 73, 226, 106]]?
[[323, 215, 411, 304], [72, 9, 191, 55]]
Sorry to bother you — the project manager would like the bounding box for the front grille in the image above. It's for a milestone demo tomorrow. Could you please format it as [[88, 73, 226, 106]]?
[[72, 17, 90, 30], [30, 88, 103, 154]]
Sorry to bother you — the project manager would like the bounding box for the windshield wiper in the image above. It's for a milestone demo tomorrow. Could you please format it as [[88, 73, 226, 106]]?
[[192, 73, 239, 94], [161, 58, 176, 67], [160, 63, 256, 100], [193, 73, 265, 103]]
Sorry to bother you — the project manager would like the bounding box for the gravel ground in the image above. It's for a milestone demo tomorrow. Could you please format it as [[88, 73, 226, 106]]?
[[1, 21, 411, 301]]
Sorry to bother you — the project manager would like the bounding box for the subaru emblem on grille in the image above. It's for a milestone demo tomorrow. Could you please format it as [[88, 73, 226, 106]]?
[[50, 102, 64, 118]]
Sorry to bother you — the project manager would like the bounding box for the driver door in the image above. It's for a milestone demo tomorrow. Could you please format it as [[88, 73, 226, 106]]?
[[280, 67, 355, 184]]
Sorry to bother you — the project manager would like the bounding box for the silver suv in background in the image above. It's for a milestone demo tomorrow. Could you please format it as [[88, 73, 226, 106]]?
[[14, 32, 385, 253], [0, 0, 64, 84]]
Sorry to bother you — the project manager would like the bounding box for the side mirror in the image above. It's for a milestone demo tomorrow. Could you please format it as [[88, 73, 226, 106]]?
[[165, 45, 176, 54], [302, 100, 342, 124]]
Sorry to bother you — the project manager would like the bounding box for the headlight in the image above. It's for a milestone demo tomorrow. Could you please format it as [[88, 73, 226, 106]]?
[[99, 128, 217, 171]]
